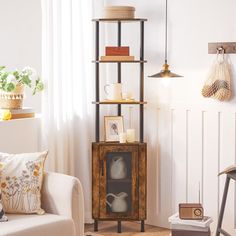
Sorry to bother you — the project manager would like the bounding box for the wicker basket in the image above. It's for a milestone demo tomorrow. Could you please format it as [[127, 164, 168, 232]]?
[[104, 6, 135, 19], [0, 85, 24, 109]]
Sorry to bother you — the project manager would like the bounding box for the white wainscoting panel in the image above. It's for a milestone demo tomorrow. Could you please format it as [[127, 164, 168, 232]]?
[[0, 117, 40, 153], [151, 103, 236, 234]]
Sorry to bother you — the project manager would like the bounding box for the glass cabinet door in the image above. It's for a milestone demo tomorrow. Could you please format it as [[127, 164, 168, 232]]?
[[99, 145, 139, 219]]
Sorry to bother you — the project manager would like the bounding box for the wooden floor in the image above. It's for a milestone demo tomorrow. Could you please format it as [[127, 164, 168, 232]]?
[[85, 221, 170, 236]]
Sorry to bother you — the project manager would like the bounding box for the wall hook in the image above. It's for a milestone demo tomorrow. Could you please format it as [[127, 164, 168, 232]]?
[[217, 46, 225, 54], [208, 42, 236, 54]]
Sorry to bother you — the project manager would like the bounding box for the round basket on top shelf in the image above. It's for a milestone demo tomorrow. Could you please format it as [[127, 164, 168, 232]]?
[[0, 66, 44, 109], [104, 6, 135, 19]]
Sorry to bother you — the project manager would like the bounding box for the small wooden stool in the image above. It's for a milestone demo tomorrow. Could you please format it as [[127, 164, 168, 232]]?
[[216, 170, 236, 236]]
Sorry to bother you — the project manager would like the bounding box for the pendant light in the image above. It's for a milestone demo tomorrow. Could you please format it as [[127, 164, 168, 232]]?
[[149, 0, 182, 78]]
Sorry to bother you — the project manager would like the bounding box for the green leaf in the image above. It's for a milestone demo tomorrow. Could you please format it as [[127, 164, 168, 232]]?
[[0, 73, 9, 82], [13, 70, 20, 80], [32, 78, 44, 95], [21, 75, 31, 87], [4, 82, 15, 92]]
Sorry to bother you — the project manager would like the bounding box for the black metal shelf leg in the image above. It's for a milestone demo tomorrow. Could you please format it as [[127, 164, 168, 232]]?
[[139, 21, 144, 142], [117, 21, 121, 116], [141, 220, 145, 232], [118, 221, 122, 233], [94, 219, 98, 231], [95, 21, 100, 142]]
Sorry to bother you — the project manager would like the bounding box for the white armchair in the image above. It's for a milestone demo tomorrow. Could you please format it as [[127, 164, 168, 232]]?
[[0, 172, 84, 236]]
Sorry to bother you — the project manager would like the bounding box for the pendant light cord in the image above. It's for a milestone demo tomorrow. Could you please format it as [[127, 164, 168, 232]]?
[[165, 0, 168, 64]]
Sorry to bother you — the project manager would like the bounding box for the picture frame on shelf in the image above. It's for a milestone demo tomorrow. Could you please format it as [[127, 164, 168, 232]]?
[[104, 116, 124, 142]]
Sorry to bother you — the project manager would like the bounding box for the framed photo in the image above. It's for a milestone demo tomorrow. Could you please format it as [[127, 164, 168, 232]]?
[[104, 116, 124, 142]]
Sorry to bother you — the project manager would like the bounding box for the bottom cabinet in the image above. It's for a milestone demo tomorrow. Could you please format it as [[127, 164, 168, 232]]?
[[92, 142, 147, 227]]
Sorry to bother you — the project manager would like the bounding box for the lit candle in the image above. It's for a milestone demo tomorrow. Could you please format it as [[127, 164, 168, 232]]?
[[119, 132, 127, 143], [126, 129, 135, 143]]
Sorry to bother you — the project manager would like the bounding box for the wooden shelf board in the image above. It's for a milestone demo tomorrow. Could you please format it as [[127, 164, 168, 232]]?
[[92, 60, 147, 63], [92, 18, 147, 22], [92, 100, 147, 105], [92, 142, 145, 146], [107, 179, 132, 183]]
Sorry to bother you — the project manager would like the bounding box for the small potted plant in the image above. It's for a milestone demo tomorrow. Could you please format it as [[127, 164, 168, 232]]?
[[0, 66, 44, 109]]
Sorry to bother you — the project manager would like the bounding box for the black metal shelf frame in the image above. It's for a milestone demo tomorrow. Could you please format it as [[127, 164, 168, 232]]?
[[94, 19, 146, 143]]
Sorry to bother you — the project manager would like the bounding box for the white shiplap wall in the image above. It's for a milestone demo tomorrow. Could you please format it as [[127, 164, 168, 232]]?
[[149, 103, 236, 234]]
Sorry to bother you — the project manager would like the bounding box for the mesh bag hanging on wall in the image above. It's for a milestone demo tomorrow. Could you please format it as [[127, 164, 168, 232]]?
[[202, 51, 232, 101]]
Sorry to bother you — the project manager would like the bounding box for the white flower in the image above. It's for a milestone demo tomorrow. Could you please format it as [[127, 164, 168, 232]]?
[[6, 74, 17, 84], [22, 67, 37, 78]]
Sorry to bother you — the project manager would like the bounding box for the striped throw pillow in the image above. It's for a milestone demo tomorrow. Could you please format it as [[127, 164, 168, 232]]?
[[0, 190, 7, 222]]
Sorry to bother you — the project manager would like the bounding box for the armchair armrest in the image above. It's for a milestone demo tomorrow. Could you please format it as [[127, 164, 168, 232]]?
[[41, 172, 84, 236]]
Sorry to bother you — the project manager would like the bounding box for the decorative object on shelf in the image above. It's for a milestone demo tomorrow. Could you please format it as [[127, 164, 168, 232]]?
[[104, 83, 122, 100], [119, 132, 127, 143], [104, 116, 124, 142], [102, 45, 134, 61], [101, 55, 134, 61], [104, 6, 135, 19], [110, 156, 127, 179], [122, 91, 134, 100], [0, 66, 44, 109], [126, 107, 135, 143], [106, 192, 128, 213], [126, 129, 135, 143], [0, 107, 35, 120], [179, 203, 204, 220], [0, 109, 12, 121], [106, 46, 130, 56], [148, 0, 182, 78], [202, 48, 231, 101], [169, 213, 212, 236]]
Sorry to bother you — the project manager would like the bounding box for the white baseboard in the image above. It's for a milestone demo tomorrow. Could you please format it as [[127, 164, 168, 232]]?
[[85, 211, 93, 224]]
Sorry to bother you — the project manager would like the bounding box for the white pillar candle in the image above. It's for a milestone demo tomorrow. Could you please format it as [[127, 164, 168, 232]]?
[[119, 132, 127, 143], [126, 129, 135, 143]]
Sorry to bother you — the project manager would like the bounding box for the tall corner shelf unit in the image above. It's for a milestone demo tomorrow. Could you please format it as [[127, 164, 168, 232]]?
[[92, 18, 147, 233]]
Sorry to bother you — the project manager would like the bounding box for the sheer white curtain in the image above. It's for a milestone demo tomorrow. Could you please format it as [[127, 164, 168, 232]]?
[[41, 0, 94, 220], [41, 0, 93, 173]]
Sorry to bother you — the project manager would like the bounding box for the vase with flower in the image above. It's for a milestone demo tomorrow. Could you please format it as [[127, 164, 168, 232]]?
[[0, 66, 44, 109]]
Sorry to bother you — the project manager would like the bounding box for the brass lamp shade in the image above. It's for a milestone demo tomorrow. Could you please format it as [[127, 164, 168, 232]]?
[[149, 0, 183, 78], [149, 63, 183, 78]]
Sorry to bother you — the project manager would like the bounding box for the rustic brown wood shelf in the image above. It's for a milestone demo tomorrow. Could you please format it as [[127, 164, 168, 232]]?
[[107, 179, 132, 183], [92, 18, 147, 22], [92, 101, 147, 105], [92, 60, 147, 63]]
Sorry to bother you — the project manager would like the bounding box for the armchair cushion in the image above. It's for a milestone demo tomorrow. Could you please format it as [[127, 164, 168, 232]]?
[[0, 214, 75, 236], [41, 172, 84, 236]]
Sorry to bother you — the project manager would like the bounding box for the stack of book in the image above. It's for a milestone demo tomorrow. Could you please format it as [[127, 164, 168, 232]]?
[[0, 107, 35, 120], [169, 213, 213, 236], [100, 46, 134, 61]]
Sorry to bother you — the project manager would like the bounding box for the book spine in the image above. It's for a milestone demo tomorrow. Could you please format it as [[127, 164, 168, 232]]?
[[11, 113, 35, 119], [100, 56, 134, 61], [171, 230, 211, 236]]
